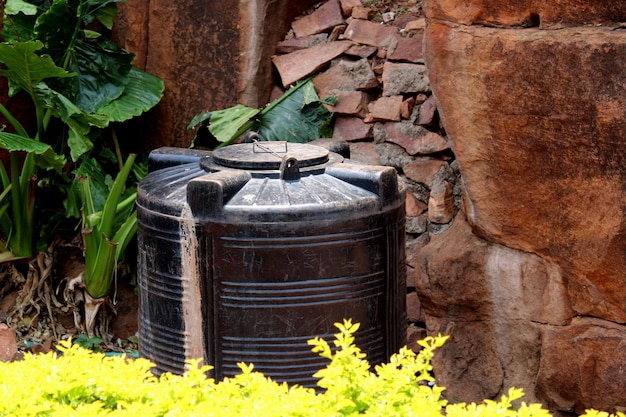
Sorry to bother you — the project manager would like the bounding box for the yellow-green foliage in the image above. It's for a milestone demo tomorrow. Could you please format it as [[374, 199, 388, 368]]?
[[0, 320, 623, 417]]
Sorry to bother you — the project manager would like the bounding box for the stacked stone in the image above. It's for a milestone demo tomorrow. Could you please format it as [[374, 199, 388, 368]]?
[[270, 0, 458, 351]]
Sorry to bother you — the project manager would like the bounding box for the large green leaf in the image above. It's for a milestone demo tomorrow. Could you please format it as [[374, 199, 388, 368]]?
[[37, 84, 109, 128], [83, 0, 121, 29], [65, 157, 111, 218], [63, 37, 134, 114], [96, 67, 165, 122], [5, 0, 38, 16], [32, 0, 77, 61], [66, 118, 95, 161], [257, 79, 333, 142], [257, 80, 332, 143], [0, 41, 74, 97], [0, 132, 66, 172], [188, 79, 333, 147], [34, 0, 134, 113], [189, 104, 260, 145], [1, 11, 37, 42]]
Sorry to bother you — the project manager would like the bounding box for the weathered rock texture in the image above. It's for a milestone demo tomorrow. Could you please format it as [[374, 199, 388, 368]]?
[[420, 0, 626, 413], [113, 0, 319, 149]]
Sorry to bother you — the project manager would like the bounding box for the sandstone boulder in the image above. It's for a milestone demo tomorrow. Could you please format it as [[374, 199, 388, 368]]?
[[424, 0, 626, 28], [425, 21, 626, 322], [536, 318, 626, 414], [421, 0, 626, 411], [416, 214, 572, 403], [0, 324, 17, 362]]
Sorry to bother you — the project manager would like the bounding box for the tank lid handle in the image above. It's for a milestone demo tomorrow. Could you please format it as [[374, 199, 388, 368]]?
[[279, 156, 301, 181], [187, 170, 252, 220], [326, 163, 401, 204]]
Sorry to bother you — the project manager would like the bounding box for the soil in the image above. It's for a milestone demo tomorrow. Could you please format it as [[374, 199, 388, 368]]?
[[0, 243, 139, 358]]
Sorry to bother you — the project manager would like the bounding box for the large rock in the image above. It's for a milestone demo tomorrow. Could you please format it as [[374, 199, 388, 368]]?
[[424, 0, 626, 28], [421, 0, 626, 411], [424, 16, 626, 322], [536, 318, 626, 414], [416, 214, 571, 403]]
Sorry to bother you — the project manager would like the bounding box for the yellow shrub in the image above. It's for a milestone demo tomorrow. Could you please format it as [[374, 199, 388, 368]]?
[[0, 320, 623, 417]]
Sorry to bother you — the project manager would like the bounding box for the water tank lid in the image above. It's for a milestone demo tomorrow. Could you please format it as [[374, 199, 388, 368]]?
[[211, 142, 328, 170]]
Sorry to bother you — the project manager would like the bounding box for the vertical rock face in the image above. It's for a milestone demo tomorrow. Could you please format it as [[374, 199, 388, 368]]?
[[113, 0, 319, 150], [420, 0, 626, 412]]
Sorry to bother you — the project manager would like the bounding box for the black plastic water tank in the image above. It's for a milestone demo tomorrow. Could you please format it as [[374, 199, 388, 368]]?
[[137, 142, 406, 387]]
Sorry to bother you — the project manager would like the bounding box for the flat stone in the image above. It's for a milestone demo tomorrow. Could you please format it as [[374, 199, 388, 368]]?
[[339, 0, 363, 16], [417, 94, 438, 127], [367, 95, 403, 122], [404, 18, 426, 33], [275, 33, 328, 54], [332, 117, 373, 142], [428, 178, 455, 224], [348, 141, 380, 165], [0, 324, 17, 362], [375, 142, 415, 170], [385, 122, 449, 155], [406, 190, 428, 216], [292, 0, 344, 38], [272, 40, 353, 87], [382, 11, 396, 23], [406, 292, 425, 323], [328, 24, 347, 42], [325, 91, 371, 117], [382, 62, 430, 96], [343, 18, 399, 48], [400, 97, 414, 120], [388, 34, 424, 63], [403, 158, 448, 188], [313, 58, 379, 95], [406, 214, 428, 234], [351, 6, 376, 20], [345, 44, 378, 58]]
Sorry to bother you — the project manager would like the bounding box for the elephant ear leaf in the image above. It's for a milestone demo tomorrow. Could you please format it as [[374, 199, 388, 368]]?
[[0, 132, 66, 173], [188, 79, 333, 148], [95, 67, 165, 122], [0, 41, 74, 97], [188, 104, 260, 147], [257, 79, 333, 143]]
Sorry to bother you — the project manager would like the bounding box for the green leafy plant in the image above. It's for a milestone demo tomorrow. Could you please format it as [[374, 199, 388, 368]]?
[[188, 78, 334, 148], [0, 0, 163, 261], [76, 153, 138, 334], [72, 333, 103, 351], [1, 320, 617, 417]]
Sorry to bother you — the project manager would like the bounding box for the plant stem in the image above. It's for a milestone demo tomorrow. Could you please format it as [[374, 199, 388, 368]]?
[[8, 152, 23, 256], [111, 129, 124, 172], [62, 0, 85, 70], [0, 102, 28, 137]]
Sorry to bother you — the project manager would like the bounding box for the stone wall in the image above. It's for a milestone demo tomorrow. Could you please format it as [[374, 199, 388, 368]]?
[[421, 0, 626, 413]]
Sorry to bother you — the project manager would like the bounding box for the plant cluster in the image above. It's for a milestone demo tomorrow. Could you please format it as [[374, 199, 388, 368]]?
[[0, 0, 163, 332], [0, 319, 619, 417]]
